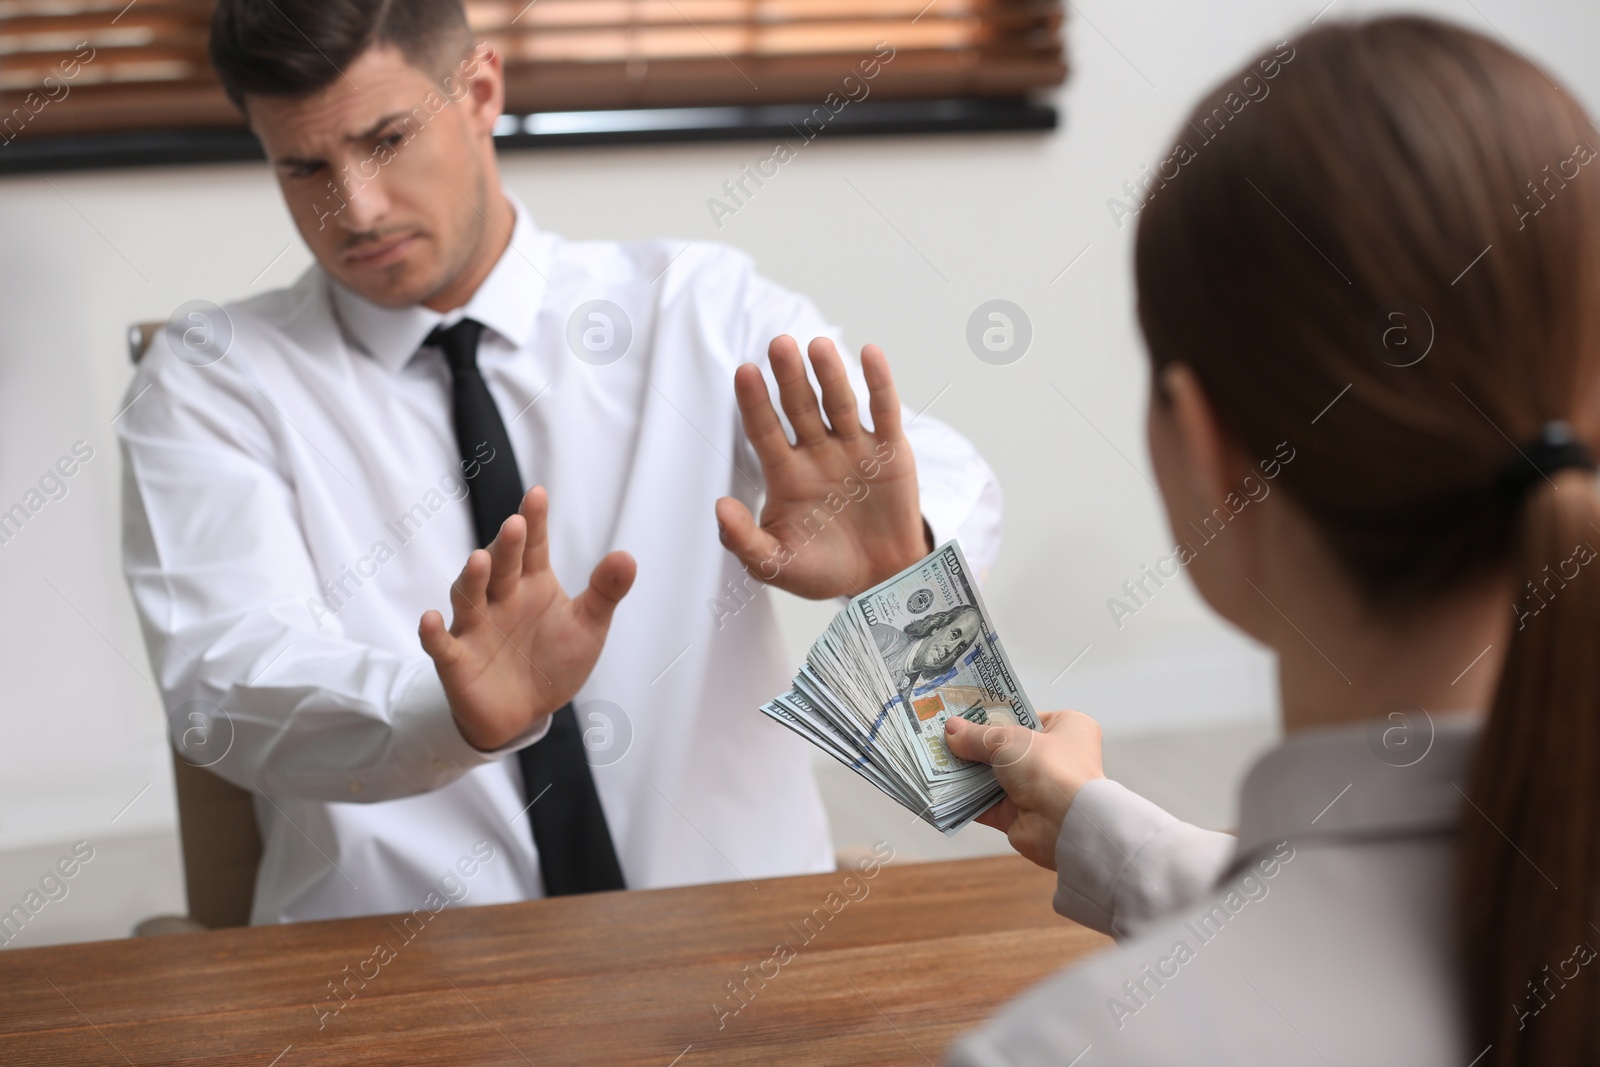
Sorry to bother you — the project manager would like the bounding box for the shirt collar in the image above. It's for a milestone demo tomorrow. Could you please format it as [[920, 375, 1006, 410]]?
[[1233, 709, 1483, 863], [327, 192, 549, 373]]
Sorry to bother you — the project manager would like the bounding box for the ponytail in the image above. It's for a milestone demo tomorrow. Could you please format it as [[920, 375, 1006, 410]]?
[[1460, 469, 1600, 1064]]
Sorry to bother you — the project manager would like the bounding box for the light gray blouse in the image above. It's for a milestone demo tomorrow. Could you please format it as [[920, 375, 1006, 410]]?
[[949, 713, 1484, 1066]]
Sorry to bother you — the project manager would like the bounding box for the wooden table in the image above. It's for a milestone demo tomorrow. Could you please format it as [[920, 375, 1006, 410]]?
[[0, 855, 1108, 1065]]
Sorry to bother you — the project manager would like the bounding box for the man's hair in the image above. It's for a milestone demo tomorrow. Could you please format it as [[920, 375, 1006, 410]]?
[[210, 0, 472, 109]]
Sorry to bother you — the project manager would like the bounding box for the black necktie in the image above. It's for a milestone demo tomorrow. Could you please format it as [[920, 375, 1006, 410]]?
[[426, 318, 626, 896]]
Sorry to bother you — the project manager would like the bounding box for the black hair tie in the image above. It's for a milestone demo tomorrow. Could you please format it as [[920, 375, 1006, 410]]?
[[1495, 420, 1596, 503]]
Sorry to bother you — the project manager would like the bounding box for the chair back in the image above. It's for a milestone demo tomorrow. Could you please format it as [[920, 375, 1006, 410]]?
[[133, 317, 263, 927], [171, 751, 262, 928], [128, 321, 162, 362]]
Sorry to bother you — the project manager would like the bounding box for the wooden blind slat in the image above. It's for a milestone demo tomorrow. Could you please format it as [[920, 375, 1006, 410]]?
[[0, 0, 1064, 138], [467, 0, 1050, 30]]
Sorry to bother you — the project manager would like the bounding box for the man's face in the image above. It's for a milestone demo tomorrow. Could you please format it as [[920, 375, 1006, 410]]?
[[914, 608, 981, 674], [247, 43, 503, 309]]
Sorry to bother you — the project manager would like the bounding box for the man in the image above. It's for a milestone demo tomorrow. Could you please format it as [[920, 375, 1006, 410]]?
[[119, 0, 1001, 923], [872, 605, 985, 695]]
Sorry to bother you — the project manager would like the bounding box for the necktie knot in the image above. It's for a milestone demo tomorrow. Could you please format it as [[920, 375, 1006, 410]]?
[[426, 317, 487, 375]]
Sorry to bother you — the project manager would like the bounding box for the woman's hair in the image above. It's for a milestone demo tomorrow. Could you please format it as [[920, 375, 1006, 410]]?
[[1134, 16, 1600, 1064]]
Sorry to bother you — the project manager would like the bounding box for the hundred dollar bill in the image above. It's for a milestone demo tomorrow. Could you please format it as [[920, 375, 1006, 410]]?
[[758, 540, 1038, 833], [845, 540, 1039, 784]]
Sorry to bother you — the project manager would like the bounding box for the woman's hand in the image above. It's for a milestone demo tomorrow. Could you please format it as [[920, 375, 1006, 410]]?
[[944, 710, 1106, 871]]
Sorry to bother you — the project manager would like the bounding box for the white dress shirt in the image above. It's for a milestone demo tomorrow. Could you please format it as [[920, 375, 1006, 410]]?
[[950, 713, 1480, 1065], [118, 194, 1002, 924]]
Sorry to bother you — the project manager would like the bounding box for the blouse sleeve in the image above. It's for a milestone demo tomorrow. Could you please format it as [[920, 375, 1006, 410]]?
[[1051, 778, 1237, 940]]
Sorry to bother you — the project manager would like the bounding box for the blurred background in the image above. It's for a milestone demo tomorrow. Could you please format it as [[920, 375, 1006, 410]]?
[[1, 0, 1594, 946]]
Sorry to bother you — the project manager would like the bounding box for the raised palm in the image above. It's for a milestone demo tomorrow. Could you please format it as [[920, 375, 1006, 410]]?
[[419, 487, 636, 751], [716, 335, 930, 599]]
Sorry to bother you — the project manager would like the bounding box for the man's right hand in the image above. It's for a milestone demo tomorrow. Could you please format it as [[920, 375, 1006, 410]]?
[[419, 486, 636, 751]]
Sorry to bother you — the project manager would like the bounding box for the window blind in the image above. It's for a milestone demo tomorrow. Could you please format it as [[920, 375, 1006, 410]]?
[[0, 0, 1064, 141]]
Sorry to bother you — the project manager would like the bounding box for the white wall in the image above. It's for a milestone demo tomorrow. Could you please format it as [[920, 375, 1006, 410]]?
[[1, 0, 1594, 933]]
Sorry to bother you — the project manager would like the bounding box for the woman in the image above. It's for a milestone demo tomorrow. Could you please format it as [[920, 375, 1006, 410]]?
[[945, 16, 1600, 1066]]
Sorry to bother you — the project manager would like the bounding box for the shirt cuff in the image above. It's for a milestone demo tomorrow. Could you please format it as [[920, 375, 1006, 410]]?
[[1051, 778, 1180, 937], [389, 666, 553, 789]]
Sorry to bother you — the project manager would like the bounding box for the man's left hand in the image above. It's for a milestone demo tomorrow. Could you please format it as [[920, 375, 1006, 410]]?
[[715, 335, 931, 600]]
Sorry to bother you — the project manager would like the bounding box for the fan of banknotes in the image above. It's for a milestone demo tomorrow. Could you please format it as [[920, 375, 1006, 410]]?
[[760, 540, 1040, 834]]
